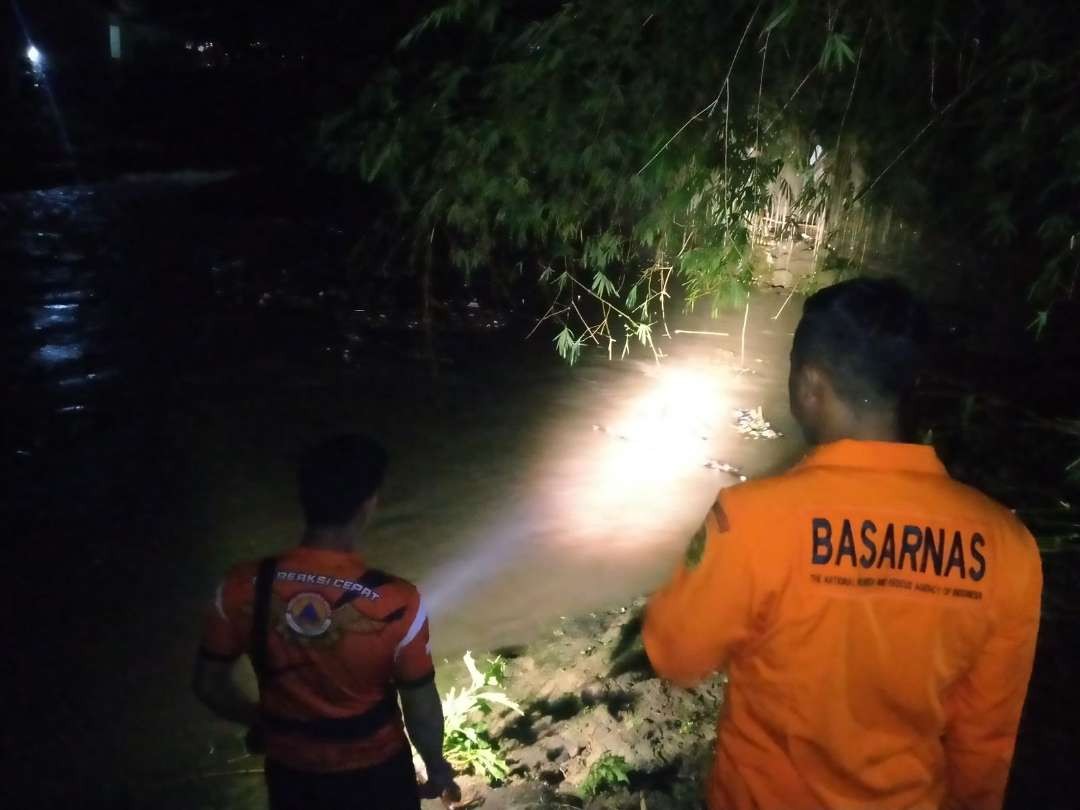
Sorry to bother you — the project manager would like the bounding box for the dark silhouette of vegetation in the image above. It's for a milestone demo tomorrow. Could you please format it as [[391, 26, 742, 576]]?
[[322, 0, 1079, 357]]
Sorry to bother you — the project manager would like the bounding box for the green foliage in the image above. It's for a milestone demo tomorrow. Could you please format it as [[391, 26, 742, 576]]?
[[1028, 310, 1049, 341], [580, 753, 631, 799], [439, 652, 522, 784], [322, 0, 1080, 351], [554, 326, 583, 365], [820, 32, 856, 72]]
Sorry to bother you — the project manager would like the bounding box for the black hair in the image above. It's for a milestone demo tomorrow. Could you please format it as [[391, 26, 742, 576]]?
[[297, 434, 388, 528], [791, 278, 928, 409]]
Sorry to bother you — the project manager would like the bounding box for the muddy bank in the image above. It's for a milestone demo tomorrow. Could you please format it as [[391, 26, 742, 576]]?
[[426, 601, 719, 810]]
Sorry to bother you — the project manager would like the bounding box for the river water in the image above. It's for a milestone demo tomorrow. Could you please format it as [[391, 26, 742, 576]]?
[[2, 175, 807, 804]]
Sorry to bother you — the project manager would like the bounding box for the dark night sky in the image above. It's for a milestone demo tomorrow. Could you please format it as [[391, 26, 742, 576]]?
[[6, 0, 435, 58]]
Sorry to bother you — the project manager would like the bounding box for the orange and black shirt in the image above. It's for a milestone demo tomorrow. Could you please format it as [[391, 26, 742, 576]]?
[[199, 546, 433, 773], [644, 440, 1042, 810]]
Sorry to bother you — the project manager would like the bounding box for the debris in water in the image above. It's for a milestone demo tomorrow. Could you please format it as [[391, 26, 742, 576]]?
[[732, 407, 783, 440], [591, 424, 629, 440], [704, 459, 748, 481]]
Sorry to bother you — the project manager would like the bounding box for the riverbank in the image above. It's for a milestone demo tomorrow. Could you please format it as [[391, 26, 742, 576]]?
[[425, 600, 717, 810]]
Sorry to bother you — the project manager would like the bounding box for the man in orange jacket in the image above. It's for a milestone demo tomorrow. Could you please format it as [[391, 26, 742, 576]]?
[[644, 279, 1042, 810], [193, 435, 460, 809]]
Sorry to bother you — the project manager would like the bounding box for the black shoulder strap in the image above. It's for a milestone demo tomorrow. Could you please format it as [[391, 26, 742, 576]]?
[[251, 556, 278, 685]]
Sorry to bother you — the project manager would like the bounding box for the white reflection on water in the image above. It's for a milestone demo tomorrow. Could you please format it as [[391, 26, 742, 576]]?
[[35, 342, 85, 364], [32, 302, 79, 330]]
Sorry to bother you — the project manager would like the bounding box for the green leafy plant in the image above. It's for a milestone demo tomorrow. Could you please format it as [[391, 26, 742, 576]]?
[[440, 652, 522, 784], [580, 753, 632, 799]]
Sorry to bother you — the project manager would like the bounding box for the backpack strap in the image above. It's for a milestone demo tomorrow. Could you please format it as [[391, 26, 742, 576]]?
[[250, 556, 278, 685]]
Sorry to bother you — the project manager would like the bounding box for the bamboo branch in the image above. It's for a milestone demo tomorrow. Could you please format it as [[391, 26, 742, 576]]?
[[739, 292, 751, 368], [564, 273, 638, 324], [638, 1, 762, 175], [637, 101, 715, 176], [848, 87, 967, 207], [755, 30, 770, 151], [849, 54, 1007, 208], [526, 300, 570, 339], [762, 64, 818, 135], [708, 0, 764, 117], [572, 300, 602, 344], [833, 21, 868, 158], [772, 288, 797, 320]]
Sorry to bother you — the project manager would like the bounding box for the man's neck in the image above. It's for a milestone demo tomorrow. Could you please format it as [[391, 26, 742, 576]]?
[[301, 526, 358, 553], [818, 410, 903, 445]]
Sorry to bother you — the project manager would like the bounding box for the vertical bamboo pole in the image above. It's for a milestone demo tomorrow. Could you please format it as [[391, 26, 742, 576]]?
[[740, 290, 751, 369]]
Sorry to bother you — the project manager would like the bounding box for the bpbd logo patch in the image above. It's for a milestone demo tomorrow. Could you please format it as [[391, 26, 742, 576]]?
[[284, 592, 333, 638]]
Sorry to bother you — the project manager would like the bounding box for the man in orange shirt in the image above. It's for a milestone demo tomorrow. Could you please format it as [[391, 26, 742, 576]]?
[[193, 435, 459, 809], [644, 279, 1042, 810]]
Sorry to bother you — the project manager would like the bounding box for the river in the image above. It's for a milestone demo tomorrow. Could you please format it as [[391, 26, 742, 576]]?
[[2, 174, 807, 805]]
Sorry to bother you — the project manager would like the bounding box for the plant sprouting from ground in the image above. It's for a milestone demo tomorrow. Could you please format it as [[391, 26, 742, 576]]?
[[580, 753, 632, 798], [439, 652, 522, 784]]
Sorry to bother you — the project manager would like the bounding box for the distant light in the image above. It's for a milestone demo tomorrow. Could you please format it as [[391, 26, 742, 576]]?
[[26, 45, 42, 66], [185, 41, 194, 50], [197, 44, 205, 53], [110, 24, 122, 60]]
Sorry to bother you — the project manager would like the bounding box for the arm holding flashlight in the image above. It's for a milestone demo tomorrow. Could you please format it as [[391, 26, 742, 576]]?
[[643, 493, 767, 686]]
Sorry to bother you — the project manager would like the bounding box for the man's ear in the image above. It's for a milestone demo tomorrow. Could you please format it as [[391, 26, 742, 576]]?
[[354, 494, 379, 529], [794, 364, 830, 420]]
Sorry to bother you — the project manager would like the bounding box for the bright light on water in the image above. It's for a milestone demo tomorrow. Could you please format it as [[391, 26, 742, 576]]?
[[421, 358, 734, 617], [545, 363, 731, 548]]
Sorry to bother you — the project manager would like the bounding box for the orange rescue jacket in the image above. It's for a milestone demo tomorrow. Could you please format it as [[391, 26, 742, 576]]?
[[200, 547, 434, 772], [643, 440, 1042, 810]]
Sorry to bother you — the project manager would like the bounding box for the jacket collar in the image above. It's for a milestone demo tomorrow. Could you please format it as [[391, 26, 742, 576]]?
[[288, 545, 366, 567], [799, 439, 948, 476]]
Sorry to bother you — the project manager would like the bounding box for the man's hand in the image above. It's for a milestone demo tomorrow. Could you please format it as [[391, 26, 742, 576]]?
[[417, 758, 461, 804]]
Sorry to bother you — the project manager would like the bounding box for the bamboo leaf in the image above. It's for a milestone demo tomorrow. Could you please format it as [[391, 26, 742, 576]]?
[[763, 0, 798, 34]]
